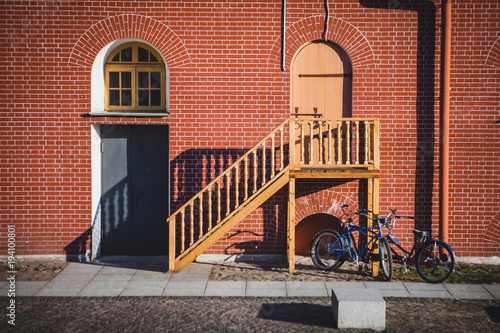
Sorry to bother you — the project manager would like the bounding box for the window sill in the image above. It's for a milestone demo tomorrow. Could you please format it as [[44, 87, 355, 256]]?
[[84, 112, 170, 118]]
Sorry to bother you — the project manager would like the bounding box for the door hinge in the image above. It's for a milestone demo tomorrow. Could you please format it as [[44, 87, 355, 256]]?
[[100, 142, 104, 153]]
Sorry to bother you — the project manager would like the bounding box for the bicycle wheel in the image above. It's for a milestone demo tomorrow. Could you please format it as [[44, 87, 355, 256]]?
[[416, 240, 455, 283], [379, 237, 393, 281], [311, 230, 346, 270]]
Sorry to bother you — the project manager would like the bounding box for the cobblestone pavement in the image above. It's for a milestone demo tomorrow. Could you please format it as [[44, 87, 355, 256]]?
[[1, 296, 499, 333]]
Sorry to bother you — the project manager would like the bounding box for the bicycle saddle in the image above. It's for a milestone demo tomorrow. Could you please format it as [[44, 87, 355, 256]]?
[[413, 229, 430, 238], [341, 216, 352, 224]]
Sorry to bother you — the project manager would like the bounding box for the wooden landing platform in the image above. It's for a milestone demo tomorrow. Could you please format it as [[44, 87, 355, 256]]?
[[290, 167, 379, 179]]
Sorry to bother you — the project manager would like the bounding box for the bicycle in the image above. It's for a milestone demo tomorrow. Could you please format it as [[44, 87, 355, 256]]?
[[310, 204, 393, 281], [383, 210, 456, 283]]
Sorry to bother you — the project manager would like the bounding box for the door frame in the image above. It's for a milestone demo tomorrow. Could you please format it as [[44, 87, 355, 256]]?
[[91, 124, 102, 259], [90, 124, 171, 259]]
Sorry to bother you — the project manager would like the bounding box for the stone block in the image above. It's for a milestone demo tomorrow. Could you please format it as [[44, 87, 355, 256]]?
[[331, 288, 385, 330]]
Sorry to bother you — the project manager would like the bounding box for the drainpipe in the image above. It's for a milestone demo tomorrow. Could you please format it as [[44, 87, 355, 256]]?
[[439, 0, 452, 243], [281, 0, 286, 72]]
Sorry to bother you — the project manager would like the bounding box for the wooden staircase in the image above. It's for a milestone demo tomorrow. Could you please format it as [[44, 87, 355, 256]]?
[[167, 116, 380, 272]]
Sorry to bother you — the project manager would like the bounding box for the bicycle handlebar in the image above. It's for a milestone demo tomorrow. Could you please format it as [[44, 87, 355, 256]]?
[[394, 214, 415, 220], [341, 204, 415, 235]]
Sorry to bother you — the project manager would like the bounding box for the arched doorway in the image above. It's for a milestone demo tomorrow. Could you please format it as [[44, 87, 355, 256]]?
[[295, 213, 342, 256], [291, 41, 352, 118]]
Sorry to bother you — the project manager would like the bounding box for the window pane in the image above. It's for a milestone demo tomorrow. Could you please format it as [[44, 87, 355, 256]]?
[[151, 90, 161, 106], [121, 72, 132, 88], [138, 72, 149, 88], [138, 47, 149, 62], [121, 47, 132, 62], [151, 72, 161, 88], [121, 90, 132, 106], [109, 90, 120, 105], [138, 90, 149, 106], [111, 53, 120, 62], [109, 72, 120, 88], [150, 53, 158, 62]]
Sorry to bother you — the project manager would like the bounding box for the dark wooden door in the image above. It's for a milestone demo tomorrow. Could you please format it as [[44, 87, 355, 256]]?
[[100, 125, 169, 255]]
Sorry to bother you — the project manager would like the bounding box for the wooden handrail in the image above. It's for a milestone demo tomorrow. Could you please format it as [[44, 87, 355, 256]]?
[[166, 117, 290, 222], [290, 117, 379, 123]]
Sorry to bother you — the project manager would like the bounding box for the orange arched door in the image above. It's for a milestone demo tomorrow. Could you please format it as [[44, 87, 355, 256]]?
[[291, 41, 352, 118]]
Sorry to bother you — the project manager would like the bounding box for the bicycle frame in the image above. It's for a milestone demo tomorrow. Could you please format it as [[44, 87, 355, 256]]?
[[387, 234, 423, 266], [328, 220, 385, 264]]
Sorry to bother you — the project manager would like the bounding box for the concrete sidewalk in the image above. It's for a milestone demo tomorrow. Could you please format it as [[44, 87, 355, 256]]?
[[1, 262, 499, 299]]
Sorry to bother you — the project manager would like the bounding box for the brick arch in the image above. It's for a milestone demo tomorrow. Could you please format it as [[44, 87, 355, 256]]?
[[69, 14, 191, 68], [295, 190, 358, 225], [484, 211, 500, 254], [268, 16, 376, 71], [485, 36, 500, 68]]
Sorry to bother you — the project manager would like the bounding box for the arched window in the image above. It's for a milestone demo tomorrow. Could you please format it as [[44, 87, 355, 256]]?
[[105, 42, 166, 112]]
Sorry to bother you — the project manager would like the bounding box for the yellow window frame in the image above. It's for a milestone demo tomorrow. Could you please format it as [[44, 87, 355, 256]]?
[[104, 43, 166, 112]]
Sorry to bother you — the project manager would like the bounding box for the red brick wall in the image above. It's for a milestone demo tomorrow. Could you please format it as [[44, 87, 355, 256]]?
[[0, 0, 498, 259]]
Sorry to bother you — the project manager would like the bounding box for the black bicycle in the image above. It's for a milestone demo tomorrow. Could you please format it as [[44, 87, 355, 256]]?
[[383, 209, 456, 283]]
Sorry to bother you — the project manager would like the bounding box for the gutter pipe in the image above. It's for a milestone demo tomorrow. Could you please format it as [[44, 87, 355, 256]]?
[[439, 0, 452, 243], [281, 0, 286, 72]]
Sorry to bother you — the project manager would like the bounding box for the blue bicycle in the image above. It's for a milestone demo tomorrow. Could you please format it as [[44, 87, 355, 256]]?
[[310, 204, 393, 281]]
